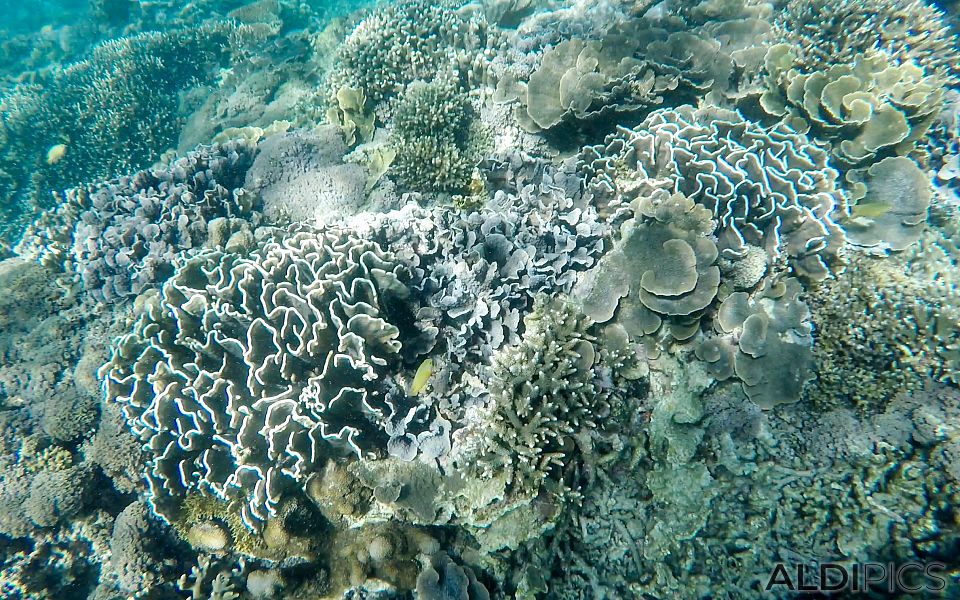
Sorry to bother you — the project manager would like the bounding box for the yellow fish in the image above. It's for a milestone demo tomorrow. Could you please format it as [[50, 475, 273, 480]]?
[[46, 143, 67, 165], [851, 202, 891, 218], [410, 359, 434, 396]]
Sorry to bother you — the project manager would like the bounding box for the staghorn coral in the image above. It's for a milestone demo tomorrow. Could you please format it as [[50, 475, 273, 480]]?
[[759, 45, 946, 168], [479, 296, 639, 495], [773, 0, 960, 85], [579, 104, 845, 280], [389, 79, 483, 194], [18, 138, 258, 303], [324, 0, 494, 107], [102, 225, 420, 529]]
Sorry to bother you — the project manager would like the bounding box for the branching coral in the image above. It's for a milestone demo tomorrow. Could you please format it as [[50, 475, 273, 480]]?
[[389, 79, 483, 193], [479, 296, 639, 495], [0, 22, 249, 245], [324, 0, 494, 107], [773, 0, 960, 85]]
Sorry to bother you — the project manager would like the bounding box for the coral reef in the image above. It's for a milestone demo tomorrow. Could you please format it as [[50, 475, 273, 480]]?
[[1, 0, 959, 597], [0, 22, 249, 245]]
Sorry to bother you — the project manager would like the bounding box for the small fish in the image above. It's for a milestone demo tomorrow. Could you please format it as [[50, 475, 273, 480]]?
[[851, 202, 892, 218], [410, 358, 434, 396], [46, 143, 67, 165]]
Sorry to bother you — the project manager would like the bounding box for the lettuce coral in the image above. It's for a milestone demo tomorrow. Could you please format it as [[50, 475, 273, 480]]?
[[579, 104, 845, 281], [18, 138, 258, 303], [574, 190, 721, 354], [759, 45, 945, 168], [102, 226, 419, 529]]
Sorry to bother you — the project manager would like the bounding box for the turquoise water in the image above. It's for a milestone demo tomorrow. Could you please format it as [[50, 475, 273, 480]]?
[[1, 0, 959, 598]]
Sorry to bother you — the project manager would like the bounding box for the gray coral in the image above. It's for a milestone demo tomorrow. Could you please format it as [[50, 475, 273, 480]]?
[[0, 22, 247, 245], [480, 296, 638, 494], [579, 104, 846, 280], [19, 138, 258, 303], [244, 127, 372, 225], [705, 277, 814, 407], [102, 226, 416, 529]]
